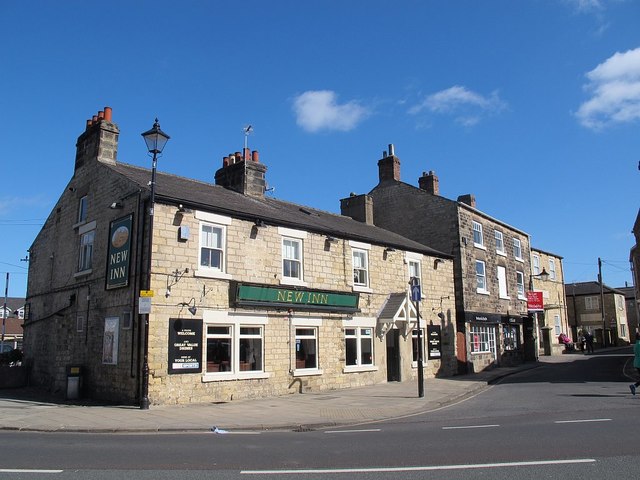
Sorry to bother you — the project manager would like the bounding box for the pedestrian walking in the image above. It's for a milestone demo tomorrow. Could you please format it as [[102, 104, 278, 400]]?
[[585, 331, 594, 354], [630, 333, 640, 395]]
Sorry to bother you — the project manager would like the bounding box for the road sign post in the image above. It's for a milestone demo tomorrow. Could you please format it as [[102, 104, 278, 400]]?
[[410, 277, 424, 398]]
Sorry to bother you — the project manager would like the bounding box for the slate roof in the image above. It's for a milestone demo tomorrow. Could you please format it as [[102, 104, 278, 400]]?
[[564, 281, 625, 296], [108, 162, 451, 259]]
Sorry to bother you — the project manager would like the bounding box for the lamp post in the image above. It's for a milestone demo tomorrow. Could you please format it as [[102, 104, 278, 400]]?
[[140, 119, 170, 410], [528, 268, 550, 361], [409, 277, 424, 398]]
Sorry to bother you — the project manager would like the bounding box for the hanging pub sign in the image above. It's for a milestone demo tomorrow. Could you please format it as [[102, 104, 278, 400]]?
[[427, 325, 442, 359], [106, 214, 133, 290], [168, 318, 203, 374]]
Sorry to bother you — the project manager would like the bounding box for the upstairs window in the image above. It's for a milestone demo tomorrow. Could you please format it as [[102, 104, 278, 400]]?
[[585, 296, 599, 310], [476, 260, 488, 293], [353, 249, 369, 287], [408, 259, 421, 286], [472, 221, 484, 247], [494, 230, 505, 255], [513, 238, 523, 261], [516, 270, 526, 299], [549, 259, 557, 280], [200, 223, 225, 271], [532, 254, 541, 275], [78, 230, 94, 272], [78, 195, 88, 224], [282, 237, 303, 281]]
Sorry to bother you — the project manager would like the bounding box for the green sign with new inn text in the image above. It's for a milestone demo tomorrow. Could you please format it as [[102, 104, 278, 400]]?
[[235, 283, 359, 313]]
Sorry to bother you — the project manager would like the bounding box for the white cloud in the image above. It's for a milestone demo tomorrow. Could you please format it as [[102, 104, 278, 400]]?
[[565, 0, 604, 13], [576, 47, 640, 129], [409, 86, 506, 126], [292, 90, 369, 133]]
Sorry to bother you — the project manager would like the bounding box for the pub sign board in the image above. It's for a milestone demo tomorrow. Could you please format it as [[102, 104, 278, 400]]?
[[427, 325, 442, 359], [106, 214, 133, 290], [168, 318, 203, 374]]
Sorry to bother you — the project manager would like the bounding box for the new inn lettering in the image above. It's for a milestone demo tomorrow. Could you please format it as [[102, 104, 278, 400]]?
[[106, 214, 133, 290], [236, 284, 359, 312]]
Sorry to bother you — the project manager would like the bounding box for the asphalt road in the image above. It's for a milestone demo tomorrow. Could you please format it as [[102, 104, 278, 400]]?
[[1, 348, 638, 479]]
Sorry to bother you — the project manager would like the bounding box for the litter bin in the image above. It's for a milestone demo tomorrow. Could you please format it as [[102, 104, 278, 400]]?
[[66, 365, 82, 400]]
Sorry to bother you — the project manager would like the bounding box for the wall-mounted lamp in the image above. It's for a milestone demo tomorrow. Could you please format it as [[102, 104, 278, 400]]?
[[178, 297, 197, 316], [177, 204, 193, 214], [326, 235, 338, 243], [109, 202, 124, 209], [254, 219, 266, 228], [384, 247, 397, 253], [434, 258, 445, 269]]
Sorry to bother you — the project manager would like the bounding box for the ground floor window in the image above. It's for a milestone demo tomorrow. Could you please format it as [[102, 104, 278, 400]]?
[[206, 324, 264, 374], [296, 327, 318, 369], [502, 325, 518, 351], [345, 327, 373, 366], [470, 324, 496, 354], [411, 328, 425, 363]]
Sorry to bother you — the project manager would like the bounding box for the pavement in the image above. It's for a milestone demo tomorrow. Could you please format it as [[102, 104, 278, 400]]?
[[0, 354, 595, 434]]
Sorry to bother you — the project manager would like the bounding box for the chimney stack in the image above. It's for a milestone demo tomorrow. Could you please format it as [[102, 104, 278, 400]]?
[[215, 149, 266, 198], [75, 106, 119, 171], [340, 193, 374, 225], [377, 143, 401, 183], [457, 194, 476, 209], [419, 170, 439, 195]]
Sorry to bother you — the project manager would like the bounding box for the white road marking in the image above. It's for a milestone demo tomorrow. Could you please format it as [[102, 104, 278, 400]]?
[[0, 469, 63, 473], [325, 428, 381, 434], [554, 418, 612, 424], [442, 424, 500, 430], [241, 458, 596, 474]]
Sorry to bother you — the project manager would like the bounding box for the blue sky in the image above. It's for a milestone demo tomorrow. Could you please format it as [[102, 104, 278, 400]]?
[[1, 0, 638, 298]]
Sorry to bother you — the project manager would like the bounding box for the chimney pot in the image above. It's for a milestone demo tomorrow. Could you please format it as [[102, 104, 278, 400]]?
[[98, 111, 105, 120], [223, 156, 229, 167], [243, 148, 250, 162], [104, 106, 112, 122], [92, 115, 98, 123], [419, 170, 439, 195], [388, 144, 395, 156], [252, 150, 259, 162]]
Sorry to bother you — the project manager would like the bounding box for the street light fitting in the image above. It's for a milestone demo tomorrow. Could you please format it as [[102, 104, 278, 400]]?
[[141, 118, 171, 155]]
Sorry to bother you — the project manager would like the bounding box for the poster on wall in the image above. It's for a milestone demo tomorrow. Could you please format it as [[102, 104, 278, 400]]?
[[427, 325, 442, 359], [168, 318, 203, 374], [102, 317, 119, 365], [106, 214, 133, 290]]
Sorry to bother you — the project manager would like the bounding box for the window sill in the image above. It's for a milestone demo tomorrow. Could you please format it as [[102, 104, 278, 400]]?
[[476, 289, 490, 296], [474, 244, 486, 250], [280, 278, 308, 287], [517, 295, 527, 301], [499, 295, 511, 300], [195, 269, 232, 280], [343, 365, 378, 374], [353, 285, 373, 293], [293, 368, 323, 377], [75, 269, 93, 279], [202, 371, 270, 382], [515, 257, 524, 263], [496, 250, 507, 257]]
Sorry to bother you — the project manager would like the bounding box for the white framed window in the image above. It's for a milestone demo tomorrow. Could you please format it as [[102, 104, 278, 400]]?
[[295, 327, 318, 370], [548, 258, 557, 280], [620, 322, 627, 339], [470, 324, 496, 354], [200, 223, 225, 271], [472, 221, 484, 248], [476, 260, 488, 294], [513, 238, 523, 261], [353, 249, 369, 288], [516, 270, 526, 299], [408, 259, 421, 286], [345, 327, 374, 367], [282, 237, 303, 281], [554, 315, 561, 336], [78, 229, 95, 272], [532, 254, 541, 275], [497, 266, 509, 299], [494, 230, 505, 255], [585, 296, 599, 310], [78, 195, 88, 224], [195, 211, 232, 280], [203, 311, 267, 380], [412, 328, 425, 363]]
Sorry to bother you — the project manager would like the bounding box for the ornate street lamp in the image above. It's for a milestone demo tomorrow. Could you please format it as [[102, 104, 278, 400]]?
[[140, 119, 170, 410]]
